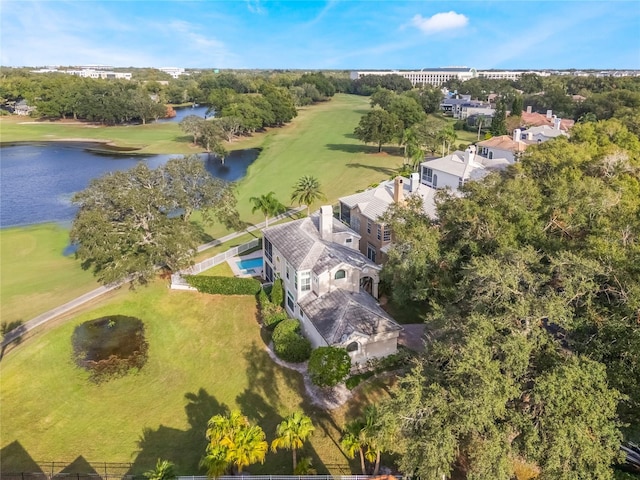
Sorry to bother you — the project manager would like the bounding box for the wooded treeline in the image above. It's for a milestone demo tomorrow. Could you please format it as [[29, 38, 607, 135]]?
[[371, 118, 640, 479]]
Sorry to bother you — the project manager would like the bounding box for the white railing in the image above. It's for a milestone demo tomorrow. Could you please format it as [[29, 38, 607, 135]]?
[[171, 238, 261, 289]]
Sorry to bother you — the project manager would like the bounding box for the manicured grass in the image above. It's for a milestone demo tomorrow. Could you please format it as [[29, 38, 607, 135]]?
[[0, 282, 355, 475], [0, 224, 100, 324], [229, 95, 404, 233]]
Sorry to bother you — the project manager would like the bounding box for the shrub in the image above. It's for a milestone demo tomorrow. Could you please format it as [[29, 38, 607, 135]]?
[[257, 288, 269, 307], [271, 278, 284, 307], [272, 319, 311, 362], [185, 275, 261, 295], [345, 371, 374, 390], [263, 306, 288, 330], [308, 347, 351, 387]]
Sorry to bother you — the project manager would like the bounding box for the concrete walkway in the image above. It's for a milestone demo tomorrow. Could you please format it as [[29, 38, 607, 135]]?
[[0, 206, 306, 350]]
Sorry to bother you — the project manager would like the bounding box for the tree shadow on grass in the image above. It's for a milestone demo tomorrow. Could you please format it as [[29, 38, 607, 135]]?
[[128, 388, 229, 476], [172, 135, 195, 144], [239, 342, 329, 473], [1, 320, 27, 361], [345, 162, 398, 177], [326, 143, 380, 155]]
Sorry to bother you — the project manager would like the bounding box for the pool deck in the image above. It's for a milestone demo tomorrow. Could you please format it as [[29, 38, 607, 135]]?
[[227, 250, 264, 278]]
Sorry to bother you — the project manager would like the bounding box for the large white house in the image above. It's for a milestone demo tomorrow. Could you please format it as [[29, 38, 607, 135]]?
[[419, 146, 510, 190], [262, 207, 402, 363]]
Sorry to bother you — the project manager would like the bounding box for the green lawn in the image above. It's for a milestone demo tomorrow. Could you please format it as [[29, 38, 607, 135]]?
[[0, 224, 101, 324], [0, 282, 358, 475]]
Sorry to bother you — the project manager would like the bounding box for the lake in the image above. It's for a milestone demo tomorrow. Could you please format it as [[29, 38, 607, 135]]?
[[0, 143, 259, 228]]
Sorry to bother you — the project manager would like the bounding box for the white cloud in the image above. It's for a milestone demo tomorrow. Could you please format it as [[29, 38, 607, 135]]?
[[410, 11, 468, 34], [246, 0, 266, 15]]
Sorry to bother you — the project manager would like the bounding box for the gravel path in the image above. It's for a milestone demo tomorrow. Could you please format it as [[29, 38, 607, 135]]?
[[264, 341, 353, 410]]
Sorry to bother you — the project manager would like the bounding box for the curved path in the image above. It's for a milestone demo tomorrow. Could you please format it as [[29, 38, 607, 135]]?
[[0, 206, 305, 350]]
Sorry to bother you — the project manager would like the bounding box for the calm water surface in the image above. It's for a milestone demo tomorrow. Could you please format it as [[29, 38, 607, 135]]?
[[0, 143, 258, 227], [155, 105, 210, 123]]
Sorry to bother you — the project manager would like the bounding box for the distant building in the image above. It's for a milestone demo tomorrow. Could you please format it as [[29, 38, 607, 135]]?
[[36, 68, 133, 80], [477, 70, 551, 81], [158, 67, 186, 79], [351, 67, 478, 86], [521, 107, 574, 132], [476, 133, 529, 163]]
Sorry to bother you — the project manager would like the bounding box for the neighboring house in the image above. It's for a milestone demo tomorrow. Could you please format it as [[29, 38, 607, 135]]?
[[420, 145, 510, 190], [518, 122, 567, 142], [521, 107, 575, 132], [458, 104, 495, 120], [338, 174, 438, 264], [476, 132, 529, 163], [262, 207, 402, 363], [13, 100, 35, 116]]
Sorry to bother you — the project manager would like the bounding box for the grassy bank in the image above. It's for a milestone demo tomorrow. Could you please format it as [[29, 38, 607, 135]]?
[[0, 224, 100, 324], [0, 282, 362, 474]]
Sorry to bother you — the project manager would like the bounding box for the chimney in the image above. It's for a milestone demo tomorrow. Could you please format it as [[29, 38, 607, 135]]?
[[527, 132, 533, 141], [410, 172, 420, 193], [464, 145, 476, 164], [553, 116, 562, 130], [526, 105, 532, 114], [319, 205, 333, 241], [513, 128, 521, 142], [546, 109, 553, 119], [393, 177, 405, 204]]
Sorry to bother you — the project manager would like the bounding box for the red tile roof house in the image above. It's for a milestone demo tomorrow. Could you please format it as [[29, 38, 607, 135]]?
[[521, 106, 575, 132]]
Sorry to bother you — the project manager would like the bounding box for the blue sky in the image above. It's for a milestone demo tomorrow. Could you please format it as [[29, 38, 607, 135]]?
[[1, 1, 639, 70]]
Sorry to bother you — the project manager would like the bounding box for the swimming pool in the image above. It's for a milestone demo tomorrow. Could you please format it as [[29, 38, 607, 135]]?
[[236, 257, 263, 270]]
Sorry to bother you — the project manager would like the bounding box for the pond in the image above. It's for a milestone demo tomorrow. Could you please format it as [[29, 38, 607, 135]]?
[[0, 143, 259, 227], [72, 315, 149, 383]]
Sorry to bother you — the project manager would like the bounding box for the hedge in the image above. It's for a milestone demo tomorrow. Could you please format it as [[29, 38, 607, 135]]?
[[271, 278, 284, 307], [272, 319, 311, 363], [185, 275, 261, 295]]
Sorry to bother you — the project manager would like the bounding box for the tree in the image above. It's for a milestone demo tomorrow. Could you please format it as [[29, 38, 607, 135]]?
[[180, 114, 206, 144], [144, 459, 176, 480], [341, 419, 367, 474], [249, 191, 285, 227], [203, 410, 268, 475], [70, 156, 238, 286], [271, 412, 315, 472], [353, 109, 402, 152], [511, 95, 524, 117], [215, 116, 242, 142], [308, 347, 351, 387], [290, 175, 326, 215], [490, 99, 507, 136]]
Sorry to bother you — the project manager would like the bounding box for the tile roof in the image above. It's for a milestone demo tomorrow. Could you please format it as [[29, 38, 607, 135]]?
[[477, 135, 528, 152], [520, 112, 574, 131], [299, 289, 402, 345]]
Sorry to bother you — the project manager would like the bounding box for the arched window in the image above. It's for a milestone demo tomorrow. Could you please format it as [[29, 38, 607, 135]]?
[[346, 341, 359, 352], [334, 269, 346, 280]]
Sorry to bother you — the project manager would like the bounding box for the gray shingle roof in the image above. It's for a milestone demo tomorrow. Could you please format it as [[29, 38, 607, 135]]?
[[299, 289, 402, 345], [263, 214, 376, 273], [340, 178, 439, 220]]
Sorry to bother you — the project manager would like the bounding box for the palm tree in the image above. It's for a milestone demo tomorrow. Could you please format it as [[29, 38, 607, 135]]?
[[203, 410, 267, 476], [199, 445, 228, 478], [271, 411, 316, 472], [290, 175, 326, 216], [361, 405, 383, 475], [340, 419, 366, 474], [222, 424, 268, 473], [249, 191, 285, 228], [144, 459, 176, 480]]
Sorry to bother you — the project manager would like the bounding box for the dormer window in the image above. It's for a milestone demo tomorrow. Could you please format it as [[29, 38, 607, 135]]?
[[334, 269, 346, 280]]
